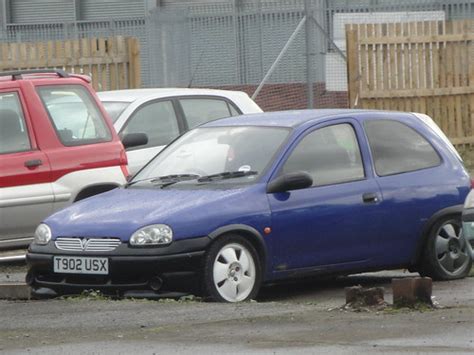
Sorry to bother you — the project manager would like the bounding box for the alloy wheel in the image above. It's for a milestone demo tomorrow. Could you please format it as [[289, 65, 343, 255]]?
[[435, 221, 470, 276], [212, 243, 256, 302]]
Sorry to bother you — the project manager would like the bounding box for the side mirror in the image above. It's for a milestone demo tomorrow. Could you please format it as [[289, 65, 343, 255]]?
[[121, 133, 148, 149], [267, 171, 313, 194]]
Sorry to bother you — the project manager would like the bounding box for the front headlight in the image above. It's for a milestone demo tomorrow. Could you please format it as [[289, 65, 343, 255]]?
[[34, 223, 52, 245], [465, 190, 474, 209], [130, 224, 173, 246]]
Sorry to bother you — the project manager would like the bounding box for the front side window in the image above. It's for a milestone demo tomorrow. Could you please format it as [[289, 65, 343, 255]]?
[[38, 85, 111, 146], [180, 98, 236, 129], [0, 92, 31, 154], [282, 124, 365, 186], [364, 120, 441, 176], [121, 100, 179, 149]]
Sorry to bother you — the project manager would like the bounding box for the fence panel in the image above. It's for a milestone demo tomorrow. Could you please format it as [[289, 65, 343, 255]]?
[[346, 19, 474, 145], [0, 36, 141, 91]]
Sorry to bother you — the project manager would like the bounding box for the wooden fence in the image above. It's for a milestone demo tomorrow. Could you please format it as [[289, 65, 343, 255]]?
[[0, 36, 141, 91], [346, 20, 474, 145]]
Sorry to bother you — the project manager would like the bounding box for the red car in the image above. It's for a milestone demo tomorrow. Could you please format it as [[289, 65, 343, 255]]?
[[0, 69, 143, 251]]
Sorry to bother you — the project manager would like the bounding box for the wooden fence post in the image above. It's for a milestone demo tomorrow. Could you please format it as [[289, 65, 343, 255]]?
[[127, 37, 141, 89], [346, 26, 360, 108]]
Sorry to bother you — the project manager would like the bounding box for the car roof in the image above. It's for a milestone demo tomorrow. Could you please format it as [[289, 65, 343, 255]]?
[[202, 109, 404, 128], [97, 88, 251, 102]]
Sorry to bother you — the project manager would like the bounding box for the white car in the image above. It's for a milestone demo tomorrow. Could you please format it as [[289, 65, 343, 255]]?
[[98, 88, 263, 174]]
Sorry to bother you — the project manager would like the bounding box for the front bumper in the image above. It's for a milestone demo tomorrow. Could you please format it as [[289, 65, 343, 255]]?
[[26, 236, 211, 295], [461, 209, 474, 260]]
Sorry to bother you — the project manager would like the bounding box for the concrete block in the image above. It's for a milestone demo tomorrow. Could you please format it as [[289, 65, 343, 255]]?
[[345, 285, 385, 306], [0, 283, 31, 300], [392, 277, 432, 306]]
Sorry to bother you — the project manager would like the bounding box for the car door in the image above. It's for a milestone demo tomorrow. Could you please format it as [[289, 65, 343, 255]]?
[[0, 91, 53, 246], [120, 100, 182, 174], [267, 120, 384, 272]]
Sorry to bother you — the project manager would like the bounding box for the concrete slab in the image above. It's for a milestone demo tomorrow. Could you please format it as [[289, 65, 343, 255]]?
[[0, 283, 31, 300], [0, 264, 27, 283]]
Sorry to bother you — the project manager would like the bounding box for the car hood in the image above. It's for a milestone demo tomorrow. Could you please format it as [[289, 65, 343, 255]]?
[[45, 186, 270, 241]]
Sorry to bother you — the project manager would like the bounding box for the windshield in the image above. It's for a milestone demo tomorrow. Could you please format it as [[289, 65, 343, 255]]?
[[101, 101, 130, 123], [132, 126, 290, 186]]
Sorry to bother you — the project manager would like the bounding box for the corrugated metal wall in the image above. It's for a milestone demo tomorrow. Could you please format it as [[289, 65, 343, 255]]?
[[10, 0, 75, 23], [80, 0, 146, 20], [7, 0, 146, 23], [0, 1, 7, 29]]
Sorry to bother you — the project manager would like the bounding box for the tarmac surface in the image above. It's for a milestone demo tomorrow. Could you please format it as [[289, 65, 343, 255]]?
[[0, 266, 473, 354]]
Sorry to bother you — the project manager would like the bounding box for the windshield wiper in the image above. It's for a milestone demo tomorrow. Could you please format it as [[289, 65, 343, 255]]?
[[151, 174, 200, 183], [127, 171, 257, 188], [125, 177, 153, 187], [151, 174, 201, 188], [126, 174, 200, 188], [197, 170, 258, 183]]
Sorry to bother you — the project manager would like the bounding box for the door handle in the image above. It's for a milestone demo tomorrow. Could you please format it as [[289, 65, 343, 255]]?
[[24, 159, 43, 168], [362, 192, 379, 203]]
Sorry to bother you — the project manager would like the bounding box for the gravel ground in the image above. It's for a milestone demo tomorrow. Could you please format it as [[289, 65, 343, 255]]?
[[0, 266, 473, 354]]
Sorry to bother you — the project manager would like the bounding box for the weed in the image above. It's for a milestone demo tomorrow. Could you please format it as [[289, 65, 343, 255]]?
[[384, 301, 435, 314], [60, 289, 112, 301]]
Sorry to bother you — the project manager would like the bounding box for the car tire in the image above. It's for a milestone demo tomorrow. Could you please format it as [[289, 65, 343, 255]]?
[[420, 215, 472, 280], [203, 235, 262, 302]]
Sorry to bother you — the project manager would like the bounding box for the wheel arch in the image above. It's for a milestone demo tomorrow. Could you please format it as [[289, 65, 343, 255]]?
[[74, 183, 120, 202], [411, 204, 463, 266], [208, 224, 267, 275]]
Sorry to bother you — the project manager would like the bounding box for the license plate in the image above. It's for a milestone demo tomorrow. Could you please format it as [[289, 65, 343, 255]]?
[[53, 256, 109, 275]]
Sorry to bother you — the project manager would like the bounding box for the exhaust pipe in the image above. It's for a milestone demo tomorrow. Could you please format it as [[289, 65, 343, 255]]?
[[149, 276, 163, 292]]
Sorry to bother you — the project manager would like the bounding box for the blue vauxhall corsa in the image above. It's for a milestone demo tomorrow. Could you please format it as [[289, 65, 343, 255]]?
[[27, 110, 473, 302]]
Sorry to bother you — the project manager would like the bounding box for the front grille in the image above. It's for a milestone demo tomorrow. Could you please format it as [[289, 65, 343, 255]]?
[[55, 237, 121, 252]]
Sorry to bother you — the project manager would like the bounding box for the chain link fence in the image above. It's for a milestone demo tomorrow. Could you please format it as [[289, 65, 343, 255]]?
[[1, 0, 473, 111]]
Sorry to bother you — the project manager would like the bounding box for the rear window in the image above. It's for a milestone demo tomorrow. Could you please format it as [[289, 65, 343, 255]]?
[[364, 120, 441, 176], [37, 85, 112, 146], [101, 101, 130, 123], [180, 98, 238, 129], [0, 92, 31, 154]]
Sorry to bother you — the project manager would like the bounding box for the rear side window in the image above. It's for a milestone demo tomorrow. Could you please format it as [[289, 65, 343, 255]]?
[[38, 85, 111, 146], [180, 98, 237, 129], [228, 104, 240, 116], [364, 120, 441, 176], [0, 92, 31, 154]]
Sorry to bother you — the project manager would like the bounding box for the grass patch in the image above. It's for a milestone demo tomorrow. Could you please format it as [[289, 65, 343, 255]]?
[[469, 266, 474, 277], [60, 290, 203, 303], [384, 301, 435, 314], [60, 289, 112, 301]]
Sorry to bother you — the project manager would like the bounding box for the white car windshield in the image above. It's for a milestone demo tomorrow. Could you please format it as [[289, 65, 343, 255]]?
[[132, 126, 290, 186]]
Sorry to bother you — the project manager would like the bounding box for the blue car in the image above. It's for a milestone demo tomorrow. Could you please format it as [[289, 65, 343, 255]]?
[[27, 110, 473, 302]]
